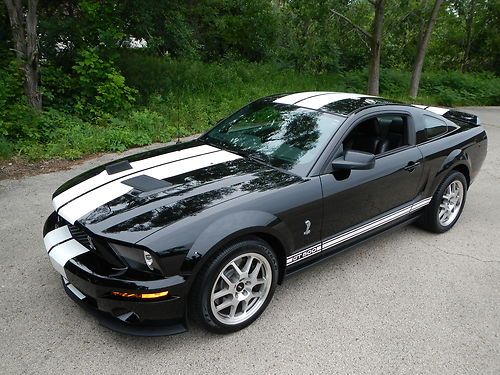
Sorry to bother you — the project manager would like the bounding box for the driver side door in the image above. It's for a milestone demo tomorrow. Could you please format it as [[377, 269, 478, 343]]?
[[319, 111, 424, 251]]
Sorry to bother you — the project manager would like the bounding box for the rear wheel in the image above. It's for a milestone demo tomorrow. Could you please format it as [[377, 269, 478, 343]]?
[[418, 171, 467, 233], [190, 237, 278, 334]]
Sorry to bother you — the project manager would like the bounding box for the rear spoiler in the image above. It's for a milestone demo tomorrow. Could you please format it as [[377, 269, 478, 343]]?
[[413, 105, 481, 126], [443, 110, 481, 126]]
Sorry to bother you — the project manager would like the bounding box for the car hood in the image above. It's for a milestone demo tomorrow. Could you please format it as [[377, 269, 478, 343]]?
[[52, 140, 302, 243]]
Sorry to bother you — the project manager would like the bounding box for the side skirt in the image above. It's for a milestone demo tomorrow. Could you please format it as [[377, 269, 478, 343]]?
[[285, 197, 431, 268], [284, 215, 420, 279]]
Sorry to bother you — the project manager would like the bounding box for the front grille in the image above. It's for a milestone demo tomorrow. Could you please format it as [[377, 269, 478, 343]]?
[[57, 215, 126, 271], [68, 223, 93, 249]]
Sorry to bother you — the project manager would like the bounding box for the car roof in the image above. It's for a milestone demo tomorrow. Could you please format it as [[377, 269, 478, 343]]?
[[271, 91, 454, 118]]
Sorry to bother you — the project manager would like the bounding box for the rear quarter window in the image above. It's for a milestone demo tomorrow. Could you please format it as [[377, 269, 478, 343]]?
[[418, 115, 448, 143], [424, 115, 447, 137]]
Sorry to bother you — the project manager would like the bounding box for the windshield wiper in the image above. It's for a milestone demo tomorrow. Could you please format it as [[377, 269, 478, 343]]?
[[200, 137, 271, 165], [246, 151, 270, 164]]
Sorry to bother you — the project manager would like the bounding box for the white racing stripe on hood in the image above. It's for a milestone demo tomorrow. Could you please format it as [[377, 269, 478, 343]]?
[[49, 239, 89, 278], [295, 92, 372, 110], [53, 144, 219, 210], [273, 92, 331, 105], [57, 150, 241, 224]]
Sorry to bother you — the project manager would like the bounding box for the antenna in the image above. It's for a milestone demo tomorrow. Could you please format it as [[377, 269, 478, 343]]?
[[176, 92, 181, 144]]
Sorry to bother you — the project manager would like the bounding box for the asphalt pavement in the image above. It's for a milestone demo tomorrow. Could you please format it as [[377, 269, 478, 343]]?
[[0, 107, 498, 374]]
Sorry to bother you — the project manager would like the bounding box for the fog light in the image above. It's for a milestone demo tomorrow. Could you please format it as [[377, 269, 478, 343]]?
[[143, 250, 154, 270], [111, 291, 169, 299]]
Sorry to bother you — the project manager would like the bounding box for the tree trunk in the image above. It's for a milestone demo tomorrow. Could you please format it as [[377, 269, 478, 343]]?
[[409, 0, 444, 98], [461, 0, 475, 72], [367, 0, 384, 95], [3, 0, 42, 110]]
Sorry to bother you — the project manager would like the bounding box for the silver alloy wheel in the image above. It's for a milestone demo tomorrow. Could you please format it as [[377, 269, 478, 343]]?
[[210, 252, 272, 325], [438, 180, 464, 226]]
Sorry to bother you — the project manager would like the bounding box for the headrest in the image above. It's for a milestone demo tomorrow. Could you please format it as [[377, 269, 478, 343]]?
[[377, 117, 392, 137], [357, 118, 380, 135], [389, 117, 405, 133]]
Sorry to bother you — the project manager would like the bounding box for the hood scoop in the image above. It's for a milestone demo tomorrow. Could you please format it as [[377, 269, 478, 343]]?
[[105, 160, 132, 175], [121, 174, 173, 193]]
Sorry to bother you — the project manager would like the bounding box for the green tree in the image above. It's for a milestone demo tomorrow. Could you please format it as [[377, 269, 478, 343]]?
[[3, 0, 41, 110], [190, 0, 279, 62]]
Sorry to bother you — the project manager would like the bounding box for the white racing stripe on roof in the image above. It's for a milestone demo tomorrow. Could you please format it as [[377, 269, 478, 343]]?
[[57, 150, 241, 224], [53, 144, 219, 210], [295, 92, 372, 110], [425, 106, 449, 116], [273, 92, 332, 105], [412, 104, 450, 116]]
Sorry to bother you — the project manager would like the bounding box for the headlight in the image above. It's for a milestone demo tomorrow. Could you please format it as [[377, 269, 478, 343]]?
[[143, 250, 154, 270], [109, 243, 160, 273]]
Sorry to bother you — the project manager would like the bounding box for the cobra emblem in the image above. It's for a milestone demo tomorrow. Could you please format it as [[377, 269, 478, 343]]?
[[304, 220, 311, 235]]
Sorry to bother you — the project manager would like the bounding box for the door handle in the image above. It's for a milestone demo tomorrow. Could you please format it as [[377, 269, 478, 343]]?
[[404, 161, 421, 172]]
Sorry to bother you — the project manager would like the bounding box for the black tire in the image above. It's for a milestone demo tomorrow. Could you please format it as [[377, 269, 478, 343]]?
[[189, 236, 278, 334], [418, 171, 468, 233]]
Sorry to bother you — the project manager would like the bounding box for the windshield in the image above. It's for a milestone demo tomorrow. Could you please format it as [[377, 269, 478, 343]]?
[[202, 101, 344, 175]]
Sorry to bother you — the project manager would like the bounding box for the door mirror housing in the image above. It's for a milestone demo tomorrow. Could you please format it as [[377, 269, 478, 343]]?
[[332, 150, 375, 170]]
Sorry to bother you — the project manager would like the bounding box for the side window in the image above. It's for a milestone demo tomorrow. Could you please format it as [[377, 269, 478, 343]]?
[[423, 115, 447, 139], [343, 114, 409, 156]]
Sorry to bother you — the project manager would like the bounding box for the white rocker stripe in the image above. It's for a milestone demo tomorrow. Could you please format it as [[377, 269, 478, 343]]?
[[410, 197, 432, 212], [273, 92, 331, 105], [286, 197, 432, 266], [43, 225, 72, 253], [57, 150, 242, 224], [53, 144, 219, 210], [295, 93, 373, 110], [48, 239, 89, 278], [322, 205, 412, 250]]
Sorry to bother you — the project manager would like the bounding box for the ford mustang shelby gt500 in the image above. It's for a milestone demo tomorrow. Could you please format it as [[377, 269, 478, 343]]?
[[43, 92, 487, 335]]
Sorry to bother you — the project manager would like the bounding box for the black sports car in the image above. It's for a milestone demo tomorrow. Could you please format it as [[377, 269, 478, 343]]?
[[43, 92, 487, 336]]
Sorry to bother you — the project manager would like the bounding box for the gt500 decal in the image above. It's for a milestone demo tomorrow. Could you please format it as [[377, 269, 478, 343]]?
[[286, 197, 432, 267], [286, 244, 321, 266]]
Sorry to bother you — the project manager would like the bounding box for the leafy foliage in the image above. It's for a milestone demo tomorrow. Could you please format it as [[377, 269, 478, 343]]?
[[73, 48, 136, 119], [2, 59, 499, 160], [0, 0, 499, 161]]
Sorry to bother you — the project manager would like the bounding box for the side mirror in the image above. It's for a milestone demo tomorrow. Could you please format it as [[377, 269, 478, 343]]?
[[332, 150, 375, 170]]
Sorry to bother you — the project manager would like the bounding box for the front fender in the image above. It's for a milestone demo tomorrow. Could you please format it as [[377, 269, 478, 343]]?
[[186, 210, 292, 276]]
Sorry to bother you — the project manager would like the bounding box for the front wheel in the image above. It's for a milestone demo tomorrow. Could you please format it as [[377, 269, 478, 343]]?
[[190, 237, 278, 334], [418, 171, 468, 233]]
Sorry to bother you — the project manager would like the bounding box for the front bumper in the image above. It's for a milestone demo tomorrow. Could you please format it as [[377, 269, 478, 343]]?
[[43, 213, 189, 336]]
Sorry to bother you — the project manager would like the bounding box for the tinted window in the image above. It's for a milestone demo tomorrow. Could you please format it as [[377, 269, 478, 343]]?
[[203, 102, 344, 175], [423, 115, 447, 139], [344, 114, 408, 155]]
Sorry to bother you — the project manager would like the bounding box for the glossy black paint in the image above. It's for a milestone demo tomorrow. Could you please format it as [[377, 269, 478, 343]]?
[[44, 97, 487, 335]]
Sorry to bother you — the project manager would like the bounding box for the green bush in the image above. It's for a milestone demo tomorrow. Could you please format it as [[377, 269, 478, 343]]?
[[0, 137, 12, 159], [1, 59, 499, 162], [73, 48, 137, 119], [418, 71, 500, 106], [40, 64, 76, 112]]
